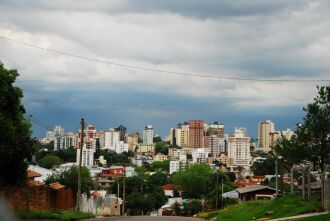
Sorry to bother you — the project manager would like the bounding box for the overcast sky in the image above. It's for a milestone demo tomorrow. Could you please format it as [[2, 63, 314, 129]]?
[[1, 0, 329, 138]]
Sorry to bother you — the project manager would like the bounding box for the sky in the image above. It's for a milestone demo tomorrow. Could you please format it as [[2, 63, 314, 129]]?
[[0, 0, 329, 138]]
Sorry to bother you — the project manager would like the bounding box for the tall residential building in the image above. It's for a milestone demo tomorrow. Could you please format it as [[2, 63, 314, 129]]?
[[104, 128, 120, 150], [143, 125, 154, 145], [76, 144, 95, 167], [207, 135, 224, 158], [96, 130, 105, 149], [178, 122, 189, 148], [115, 124, 127, 142], [63, 132, 77, 149], [258, 120, 275, 152], [54, 126, 64, 137], [206, 122, 224, 138], [127, 132, 140, 152], [189, 120, 204, 148], [54, 136, 64, 151], [85, 125, 96, 139], [169, 128, 182, 146], [228, 127, 251, 167]]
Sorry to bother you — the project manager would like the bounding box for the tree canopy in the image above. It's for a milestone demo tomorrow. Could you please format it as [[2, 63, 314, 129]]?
[[0, 63, 34, 186], [275, 86, 330, 171], [172, 163, 213, 198], [38, 154, 62, 169], [45, 166, 93, 195]]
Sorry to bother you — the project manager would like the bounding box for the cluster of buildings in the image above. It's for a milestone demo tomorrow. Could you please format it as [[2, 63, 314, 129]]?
[[39, 119, 294, 177]]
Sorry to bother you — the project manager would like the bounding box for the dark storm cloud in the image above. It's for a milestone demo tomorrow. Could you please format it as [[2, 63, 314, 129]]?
[[0, 0, 305, 18]]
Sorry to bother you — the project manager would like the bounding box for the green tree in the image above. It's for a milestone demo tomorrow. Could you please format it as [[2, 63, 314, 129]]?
[[0, 63, 35, 186], [251, 155, 275, 176], [183, 200, 203, 216], [172, 163, 213, 199], [275, 86, 330, 171], [38, 154, 62, 169], [150, 160, 170, 172], [155, 141, 169, 155], [147, 172, 169, 188], [45, 166, 92, 195]]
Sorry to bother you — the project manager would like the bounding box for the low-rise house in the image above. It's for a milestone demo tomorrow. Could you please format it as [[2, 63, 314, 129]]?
[[235, 185, 276, 202], [153, 153, 168, 161], [161, 184, 176, 197], [28, 165, 53, 182], [94, 178, 113, 189]]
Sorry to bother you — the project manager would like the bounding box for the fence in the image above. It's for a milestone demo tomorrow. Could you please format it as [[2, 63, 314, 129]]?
[[324, 165, 330, 211], [80, 193, 121, 216]]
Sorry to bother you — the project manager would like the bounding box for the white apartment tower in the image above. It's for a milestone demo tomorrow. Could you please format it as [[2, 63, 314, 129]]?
[[228, 127, 251, 167], [104, 128, 120, 150], [143, 125, 154, 145], [76, 144, 95, 167]]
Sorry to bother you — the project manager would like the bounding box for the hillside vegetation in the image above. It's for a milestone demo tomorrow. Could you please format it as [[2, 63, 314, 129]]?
[[198, 195, 322, 221]]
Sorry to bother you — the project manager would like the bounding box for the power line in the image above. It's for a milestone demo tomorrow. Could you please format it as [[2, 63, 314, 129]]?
[[15, 79, 79, 121], [1, 35, 330, 83], [25, 114, 53, 131]]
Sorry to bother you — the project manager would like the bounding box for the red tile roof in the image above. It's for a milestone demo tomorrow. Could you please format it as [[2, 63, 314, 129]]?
[[161, 184, 175, 190], [91, 191, 101, 198], [27, 170, 42, 178], [49, 182, 65, 190]]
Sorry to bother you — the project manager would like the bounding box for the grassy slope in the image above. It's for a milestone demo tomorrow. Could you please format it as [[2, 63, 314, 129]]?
[[16, 210, 94, 220], [198, 195, 322, 221]]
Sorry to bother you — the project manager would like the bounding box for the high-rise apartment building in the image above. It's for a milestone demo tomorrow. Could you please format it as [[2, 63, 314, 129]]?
[[178, 122, 189, 147], [115, 124, 127, 142], [207, 135, 224, 158], [96, 130, 105, 149], [258, 120, 275, 152], [104, 128, 120, 150], [54, 126, 64, 137], [169, 128, 182, 146], [127, 132, 140, 152], [143, 125, 154, 145], [76, 143, 95, 167], [228, 127, 251, 167], [189, 120, 204, 148], [206, 122, 224, 138]]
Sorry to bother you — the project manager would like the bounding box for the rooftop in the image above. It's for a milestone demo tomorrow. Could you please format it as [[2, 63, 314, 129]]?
[[235, 185, 276, 194]]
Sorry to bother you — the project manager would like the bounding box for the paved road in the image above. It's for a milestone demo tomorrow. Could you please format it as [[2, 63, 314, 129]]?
[[82, 216, 204, 221]]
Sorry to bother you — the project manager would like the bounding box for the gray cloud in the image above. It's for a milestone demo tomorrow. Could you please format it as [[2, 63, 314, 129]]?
[[0, 0, 307, 18], [0, 0, 329, 136]]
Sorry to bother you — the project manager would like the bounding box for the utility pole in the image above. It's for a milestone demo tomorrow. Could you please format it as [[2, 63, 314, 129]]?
[[215, 173, 219, 210], [275, 159, 278, 197], [122, 163, 126, 215], [291, 165, 295, 195], [76, 118, 85, 211]]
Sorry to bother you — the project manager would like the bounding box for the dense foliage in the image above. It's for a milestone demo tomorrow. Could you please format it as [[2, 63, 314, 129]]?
[[45, 166, 93, 195], [275, 86, 330, 171], [172, 163, 213, 198], [0, 63, 35, 186], [38, 154, 62, 169]]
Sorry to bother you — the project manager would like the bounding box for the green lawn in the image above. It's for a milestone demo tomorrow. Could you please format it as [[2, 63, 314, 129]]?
[[16, 210, 94, 220], [295, 213, 330, 221], [198, 195, 322, 221]]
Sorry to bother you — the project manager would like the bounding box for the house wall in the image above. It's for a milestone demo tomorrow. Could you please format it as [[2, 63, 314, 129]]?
[[239, 189, 276, 201], [0, 186, 49, 211], [0, 186, 75, 211]]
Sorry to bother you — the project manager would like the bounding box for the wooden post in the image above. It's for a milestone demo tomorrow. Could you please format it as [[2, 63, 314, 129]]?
[[76, 118, 85, 211]]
